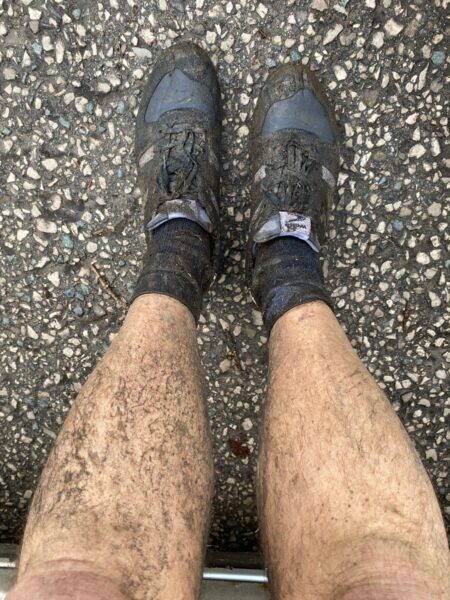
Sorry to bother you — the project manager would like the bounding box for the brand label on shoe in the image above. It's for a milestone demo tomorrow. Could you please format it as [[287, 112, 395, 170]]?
[[279, 212, 311, 238]]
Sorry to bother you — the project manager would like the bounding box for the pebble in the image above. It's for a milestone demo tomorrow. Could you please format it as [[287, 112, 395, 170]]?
[[408, 143, 426, 159], [3, 67, 17, 81], [256, 3, 268, 17], [132, 47, 152, 59], [58, 116, 71, 129], [42, 158, 58, 172], [416, 252, 430, 265], [324, 24, 343, 45], [31, 42, 42, 56], [61, 235, 74, 250], [384, 18, 403, 37], [431, 51, 445, 66], [242, 418, 253, 431], [311, 0, 328, 11], [47, 271, 60, 286], [220, 359, 231, 373], [86, 241, 98, 253], [26, 167, 40, 180], [372, 31, 385, 49], [334, 65, 347, 81], [427, 203, 441, 217], [37, 219, 57, 233], [97, 82, 111, 94], [73, 304, 84, 317]]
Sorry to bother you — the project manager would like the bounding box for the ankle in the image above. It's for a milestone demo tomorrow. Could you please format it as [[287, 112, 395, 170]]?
[[251, 237, 333, 333], [132, 218, 213, 322], [8, 559, 129, 600]]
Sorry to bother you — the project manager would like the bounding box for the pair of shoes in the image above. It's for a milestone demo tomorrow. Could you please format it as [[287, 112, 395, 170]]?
[[132, 42, 339, 332]]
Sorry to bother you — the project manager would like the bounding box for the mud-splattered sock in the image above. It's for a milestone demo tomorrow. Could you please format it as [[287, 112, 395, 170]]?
[[251, 236, 333, 334], [131, 218, 212, 322]]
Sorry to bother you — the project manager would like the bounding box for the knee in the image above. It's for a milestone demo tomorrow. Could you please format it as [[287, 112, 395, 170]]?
[[333, 563, 446, 600], [7, 560, 129, 600]]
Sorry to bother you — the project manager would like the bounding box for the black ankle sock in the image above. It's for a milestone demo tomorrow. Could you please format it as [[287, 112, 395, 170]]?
[[251, 237, 333, 333], [132, 218, 213, 322]]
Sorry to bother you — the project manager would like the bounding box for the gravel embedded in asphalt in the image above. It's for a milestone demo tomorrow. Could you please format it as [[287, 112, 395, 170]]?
[[0, 0, 448, 551]]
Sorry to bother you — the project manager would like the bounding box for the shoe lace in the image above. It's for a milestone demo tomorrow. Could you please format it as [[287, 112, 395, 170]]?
[[264, 142, 313, 210], [157, 128, 204, 200]]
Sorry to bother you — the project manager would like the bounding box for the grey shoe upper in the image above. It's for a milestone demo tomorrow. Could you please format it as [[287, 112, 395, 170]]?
[[247, 64, 340, 276], [135, 42, 221, 271]]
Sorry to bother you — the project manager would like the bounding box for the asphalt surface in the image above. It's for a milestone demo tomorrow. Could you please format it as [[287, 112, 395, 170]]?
[[0, 0, 448, 552]]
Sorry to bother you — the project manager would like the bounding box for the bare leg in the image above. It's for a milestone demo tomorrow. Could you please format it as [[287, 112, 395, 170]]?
[[8, 294, 213, 600], [259, 301, 449, 600]]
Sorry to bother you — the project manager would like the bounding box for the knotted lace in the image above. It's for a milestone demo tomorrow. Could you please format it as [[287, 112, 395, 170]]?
[[264, 142, 313, 210], [157, 128, 205, 200]]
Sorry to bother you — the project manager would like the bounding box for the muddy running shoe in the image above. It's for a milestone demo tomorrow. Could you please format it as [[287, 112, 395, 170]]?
[[247, 64, 340, 332], [132, 42, 221, 322]]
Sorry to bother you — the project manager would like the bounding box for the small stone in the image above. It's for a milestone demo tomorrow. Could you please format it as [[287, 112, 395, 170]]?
[[311, 0, 328, 11], [240, 93, 250, 105], [427, 203, 441, 217], [425, 449, 437, 462], [256, 2, 268, 17], [323, 24, 343, 45], [59, 116, 71, 129], [242, 418, 253, 431], [86, 241, 98, 253], [3, 67, 17, 81], [408, 143, 426, 159], [55, 39, 64, 63], [132, 47, 152, 59], [17, 229, 29, 241], [238, 125, 249, 138], [252, 310, 263, 327], [97, 81, 111, 94], [265, 57, 276, 68], [334, 65, 347, 81], [27, 325, 39, 340], [42, 158, 58, 171], [62, 234, 74, 249], [384, 18, 403, 37], [73, 304, 84, 316], [206, 31, 216, 44], [37, 218, 57, 233], [392, 219, 403, 232], [116, 100, 126, 114], [26, 166, 40, 180], [72, 8, 81, 19], [416, 252, 430, 265], [47, 271, 60, 286], [93, 304, 106, 317], [428, 291, 441, 308], [28, 7, 42, 19], [220, 359, 231, 373], [31, 41, 42, 55], [431, 51, 445, 66], [371, 31, 384, 49]]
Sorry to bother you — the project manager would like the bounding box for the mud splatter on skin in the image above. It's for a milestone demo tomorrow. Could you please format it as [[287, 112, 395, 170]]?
[[20, 300, 214, 600]]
